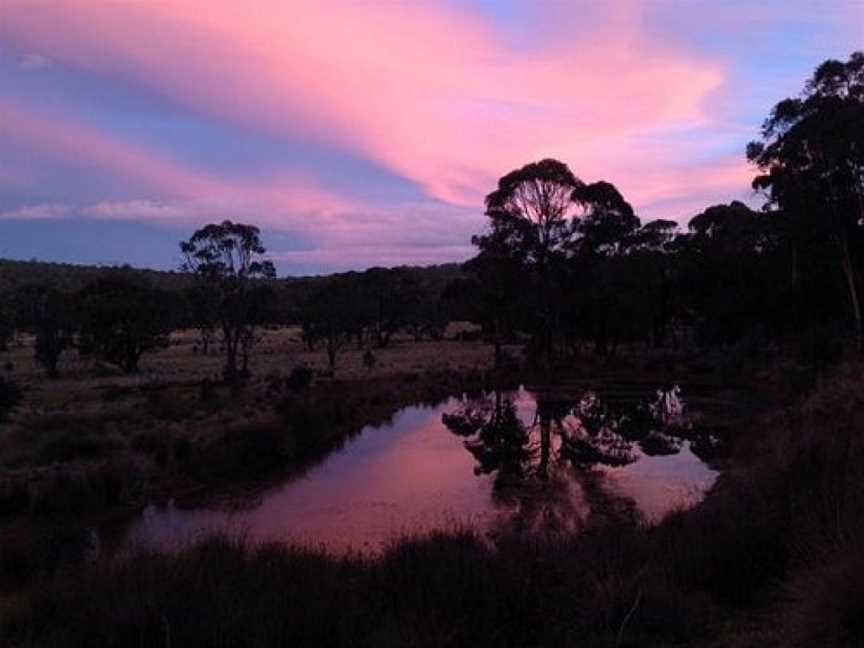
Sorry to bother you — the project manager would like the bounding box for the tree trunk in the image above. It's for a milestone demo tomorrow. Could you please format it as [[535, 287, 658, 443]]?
[[538, 416, 551, 481], [223, 328, 240, 383], [838, 231, 863, 353], [493, 317, 503, 370]]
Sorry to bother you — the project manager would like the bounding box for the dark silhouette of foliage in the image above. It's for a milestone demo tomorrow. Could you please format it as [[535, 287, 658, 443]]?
[[180, 221, 276, 382], [184, 284, 220, 354], [472, 160, 644, 362], [443, 386, 708, 495], [358, 267, 422, 348], [77, 274, 180, 373], [479, 159, 583, 366], [0, 374, 21, 421], [748, 51, 864, 350], [302, 277, 358, 371], [77, 275, 174, 373], [13, 284, 76, 376], [284, 364, 314, 392]]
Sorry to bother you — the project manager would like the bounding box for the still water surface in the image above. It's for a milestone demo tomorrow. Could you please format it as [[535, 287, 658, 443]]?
[[117, 386, 718, 553]]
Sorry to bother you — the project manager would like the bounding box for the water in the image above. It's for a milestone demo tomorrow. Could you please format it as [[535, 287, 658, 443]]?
[[113, 386, 719, 554]]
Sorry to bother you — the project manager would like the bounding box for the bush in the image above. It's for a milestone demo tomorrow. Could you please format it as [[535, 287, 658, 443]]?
[[0, 375, 22, 420], [37, 434, 113, 465], [284, 364, 314, 392]]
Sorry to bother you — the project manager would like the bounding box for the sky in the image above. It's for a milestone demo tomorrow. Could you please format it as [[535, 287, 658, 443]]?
[[0, 1, 862, 276]]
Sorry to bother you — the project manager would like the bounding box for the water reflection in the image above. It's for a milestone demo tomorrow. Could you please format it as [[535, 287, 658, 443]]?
[[442, 385, 722, 534], [108, 385, 719, 554], [444, 384, 713, 479]]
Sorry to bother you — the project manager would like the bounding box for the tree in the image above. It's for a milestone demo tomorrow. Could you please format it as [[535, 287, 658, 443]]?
[[463, 238, 527, 369], [566, 181, 642, 355], [748, 51, 864, 350], [0, 374, 21, 422], [571, 180, 640, 256], [0, 300, 15, 352], [180, 221, 276, 382], [14, 284, 75, 376], [78, 275, 174, 373], [358, 268, 421, 348], [478, 159, 584, 366], [302, 278, 357, 371], [630, 219, 679, 348], [675, 202, 790, 348], [184, 284, 220, 354]]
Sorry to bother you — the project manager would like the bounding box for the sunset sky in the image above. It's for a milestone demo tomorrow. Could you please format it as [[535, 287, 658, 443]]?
[[1, 1, 862, 275]]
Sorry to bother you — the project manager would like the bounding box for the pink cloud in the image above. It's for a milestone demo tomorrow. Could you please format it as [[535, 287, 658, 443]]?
[[0, 99, 351, 226], [1, 0, 729, 210], [0, 97, 477, 267], [0, 202, 73, 221], [621, 155, 756, 223], [0, 100, 217, 200]]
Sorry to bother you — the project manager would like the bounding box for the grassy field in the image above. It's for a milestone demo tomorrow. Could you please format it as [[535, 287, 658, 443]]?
[[0, 329, 497, 520]]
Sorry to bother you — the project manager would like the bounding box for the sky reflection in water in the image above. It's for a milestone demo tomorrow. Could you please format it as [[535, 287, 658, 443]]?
[[118, 386, 718, 553]]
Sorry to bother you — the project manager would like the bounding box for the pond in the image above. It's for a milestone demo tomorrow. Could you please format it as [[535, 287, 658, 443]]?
[[109, 384, 722, 554]]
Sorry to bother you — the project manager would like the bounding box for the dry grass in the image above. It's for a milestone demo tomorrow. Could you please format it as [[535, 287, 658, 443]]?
[[0, 331, 496, 521]]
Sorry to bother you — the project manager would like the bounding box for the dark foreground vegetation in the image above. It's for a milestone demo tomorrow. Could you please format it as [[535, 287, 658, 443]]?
[[2, 363, 863, 648], [1, 51, 863, 648]]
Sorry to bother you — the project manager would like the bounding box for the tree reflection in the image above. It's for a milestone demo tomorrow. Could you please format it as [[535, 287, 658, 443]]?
[[442, 385, 716, 496]]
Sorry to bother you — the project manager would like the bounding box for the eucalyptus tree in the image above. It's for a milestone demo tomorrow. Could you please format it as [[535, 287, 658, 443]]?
[[567, 181, 642, 355], [77, 274, 174, 373], [14, 284, 76, 377], [748, 51, 864, 350], [358, 267, 421, 348], [477, 159, 584, 365], [571, 180, 640, 256], [302, 277, 358, 372], [0, 301, 14, 352], [473, 159, 644, 363], [180, 221, 276, 382], [630, 219, 679, 347], [184, 284, 220, 355]]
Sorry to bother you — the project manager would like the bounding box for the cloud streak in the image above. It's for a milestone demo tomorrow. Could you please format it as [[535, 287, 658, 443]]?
[[0, 0, 727, 207]]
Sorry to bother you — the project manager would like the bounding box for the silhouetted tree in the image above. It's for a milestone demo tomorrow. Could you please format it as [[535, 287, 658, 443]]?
[[78, 275, 173, 373], [303, 278, 357, 371], [184, 284, 220, 354], [14, 284, 75, 377], [439, 277, 483, 325], [566, 181, 642, 355], [630, 219, 679, 348], [480, 159, 584, 366], [676, 201, 789, 348], [180, 221, 276, 382], [473, 161, 642, 362], [0, 374, 21, 422], [748, 51, 864, 350], [357, 268, 421, 348], [0, 301, 14, 352]]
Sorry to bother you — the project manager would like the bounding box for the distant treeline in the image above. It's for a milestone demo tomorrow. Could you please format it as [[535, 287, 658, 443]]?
[[0, 258, 465, 320], [0, 249, 471, 380]]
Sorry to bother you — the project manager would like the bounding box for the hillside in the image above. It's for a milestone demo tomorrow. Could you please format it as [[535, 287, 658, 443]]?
[[0, 258, 467, 301]]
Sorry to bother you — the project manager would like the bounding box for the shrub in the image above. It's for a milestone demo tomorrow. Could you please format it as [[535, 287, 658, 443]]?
[[284, 364, 314, 392], [37, 434, 113, 465], [0, 375, 22, 420]]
